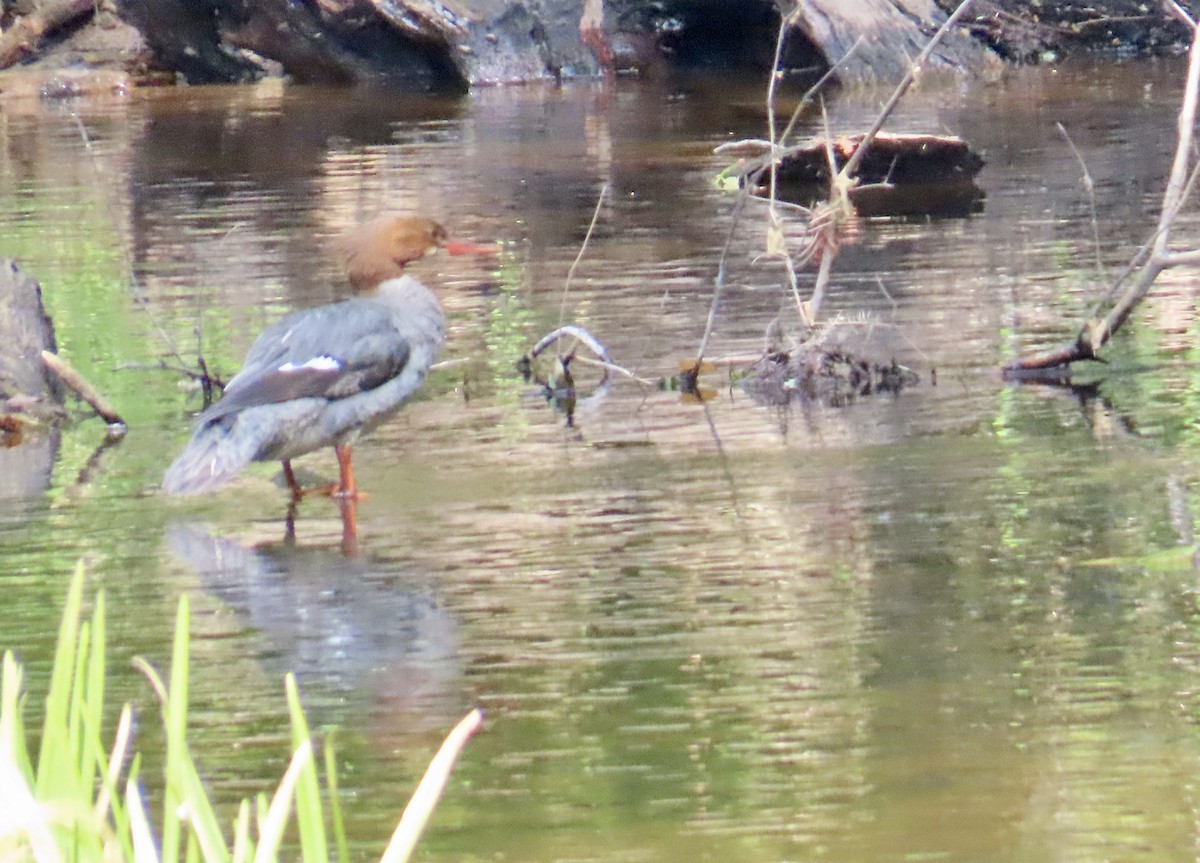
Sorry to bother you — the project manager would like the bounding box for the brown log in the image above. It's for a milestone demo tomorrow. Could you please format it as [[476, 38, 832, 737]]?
[[0, 0, 95, 70]]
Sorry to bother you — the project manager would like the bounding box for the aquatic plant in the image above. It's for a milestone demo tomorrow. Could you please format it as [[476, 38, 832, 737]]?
[[0, 562, 481, 863]]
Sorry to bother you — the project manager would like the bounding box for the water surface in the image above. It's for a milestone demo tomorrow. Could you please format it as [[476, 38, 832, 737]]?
[[4, 59, 1200, 862]]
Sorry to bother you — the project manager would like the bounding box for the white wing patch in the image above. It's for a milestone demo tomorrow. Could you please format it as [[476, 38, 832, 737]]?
[[278, 356, 342, 373]]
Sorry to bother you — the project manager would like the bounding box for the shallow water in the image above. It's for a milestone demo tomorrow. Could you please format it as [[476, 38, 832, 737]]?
[[5, 58, 1200, 862]]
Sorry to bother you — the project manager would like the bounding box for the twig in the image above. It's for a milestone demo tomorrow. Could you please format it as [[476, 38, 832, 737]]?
[[694, 187, 750, 365], [1164, 0, 1195, 28], [71, 114, 192, 371], [1056, 122, 1105, 284], [559, 183, 609, 329], [568, 354, 655, 386], [40, 350, 126, 428], [530, 324, 612, 365], [839, 0, 978, 185], [766, 6, 801, 219]]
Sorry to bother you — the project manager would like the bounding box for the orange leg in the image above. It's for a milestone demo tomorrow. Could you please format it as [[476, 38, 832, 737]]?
[[337, 495, 359, 557], [282, 448, 364, 499], [334, 444, 357, 498]]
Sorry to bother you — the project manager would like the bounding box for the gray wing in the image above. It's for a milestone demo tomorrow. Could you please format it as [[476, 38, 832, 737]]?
[[198, 299, 411, 426]]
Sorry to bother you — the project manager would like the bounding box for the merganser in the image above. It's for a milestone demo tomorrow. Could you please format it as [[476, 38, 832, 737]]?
[[163, 215, 492, 498]]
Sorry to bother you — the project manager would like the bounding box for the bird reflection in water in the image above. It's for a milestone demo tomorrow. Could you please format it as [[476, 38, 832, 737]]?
[[166, 521, 466, 748]]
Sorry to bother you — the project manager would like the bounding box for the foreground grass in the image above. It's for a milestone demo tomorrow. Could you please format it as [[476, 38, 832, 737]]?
[[0, 563, 482, 863]]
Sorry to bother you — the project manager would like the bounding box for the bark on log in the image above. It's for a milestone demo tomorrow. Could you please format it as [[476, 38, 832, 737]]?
[[111, 0, 1001, 87], [791, 0, 1000, 82], [0, 259, 64, 418], [0, 0, 94, 70]]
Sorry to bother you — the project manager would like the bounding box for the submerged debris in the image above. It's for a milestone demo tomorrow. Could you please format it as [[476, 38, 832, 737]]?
[[739, 321, 921, 406]]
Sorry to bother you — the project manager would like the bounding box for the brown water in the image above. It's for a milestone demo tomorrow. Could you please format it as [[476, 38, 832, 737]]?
[[5, 59, 1200, 862]]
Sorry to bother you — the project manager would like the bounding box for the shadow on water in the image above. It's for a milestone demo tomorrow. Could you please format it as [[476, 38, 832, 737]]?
[[165, 521, 467, 743]]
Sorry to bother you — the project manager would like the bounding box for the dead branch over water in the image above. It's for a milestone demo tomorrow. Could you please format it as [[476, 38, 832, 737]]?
[[1004, 1, 1200, 376]]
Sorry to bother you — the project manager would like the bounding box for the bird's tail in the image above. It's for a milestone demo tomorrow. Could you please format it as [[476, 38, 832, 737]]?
[[162, 417, 270, 495]]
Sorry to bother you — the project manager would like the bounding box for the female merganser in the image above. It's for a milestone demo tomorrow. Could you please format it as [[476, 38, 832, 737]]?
[[163, 215, 492, 498]]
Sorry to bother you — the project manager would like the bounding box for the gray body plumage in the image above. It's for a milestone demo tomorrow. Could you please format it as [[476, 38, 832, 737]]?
[[163, 276, 444, 494]]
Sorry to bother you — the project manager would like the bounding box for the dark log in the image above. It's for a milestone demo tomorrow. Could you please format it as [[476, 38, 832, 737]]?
[[747, 132, 986, 216]]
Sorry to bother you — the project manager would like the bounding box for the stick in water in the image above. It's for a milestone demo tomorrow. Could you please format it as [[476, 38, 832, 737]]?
[[40, 350, 125, 427]]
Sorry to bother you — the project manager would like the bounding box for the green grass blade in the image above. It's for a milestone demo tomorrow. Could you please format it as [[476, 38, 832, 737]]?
[[69, 618, 90, 784], [254, 796, 269, 848], [177, 748, 231, 863], [284, 674, 327, 863], [36, 561, 85, 799], [253, 740, 313, 863], [380, 709, 484, 863], [1, 651, 33, 786], [82, 592, 107, 791], [322, 733, 349, 863], [185, 827, 200, 863], [127, 774, 161, 863], [162, 594, 192, 863], [231, 800, 253, 863]]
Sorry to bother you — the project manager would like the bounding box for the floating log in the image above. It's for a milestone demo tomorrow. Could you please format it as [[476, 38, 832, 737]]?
[[755, 132, 986, 217]]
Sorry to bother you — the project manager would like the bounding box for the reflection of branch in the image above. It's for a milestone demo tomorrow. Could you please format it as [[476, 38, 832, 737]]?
[[69, 430, 126, 493], [1004, 12, 1200, 374]]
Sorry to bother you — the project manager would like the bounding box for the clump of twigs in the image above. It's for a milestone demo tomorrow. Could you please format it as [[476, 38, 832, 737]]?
[[739, 318, 921, 406], [691, 0, 980, 394]]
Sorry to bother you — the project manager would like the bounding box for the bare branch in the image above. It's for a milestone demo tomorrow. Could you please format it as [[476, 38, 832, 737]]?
[[1004, 15, 1200, 374]]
